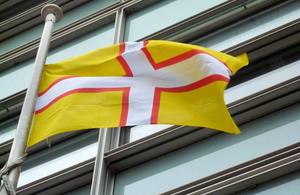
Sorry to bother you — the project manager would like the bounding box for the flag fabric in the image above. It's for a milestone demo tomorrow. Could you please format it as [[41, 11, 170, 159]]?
[[28, 40, 248, 146]]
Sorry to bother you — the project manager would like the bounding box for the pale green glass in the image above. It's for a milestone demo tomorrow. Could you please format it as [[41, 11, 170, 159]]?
[[236, 170, 300, 195], [18, 131, 98, 187], [64, 184, 91, 195], [0, 23, 114, 100], [114, 104, 300, 195], [129, 60, 300, 142], [197, 0, 300, 50], [0, 120, 17, 144], [125, 0, 300, 143], [0, 0, 117, 55], [125, 0, 226, 41]]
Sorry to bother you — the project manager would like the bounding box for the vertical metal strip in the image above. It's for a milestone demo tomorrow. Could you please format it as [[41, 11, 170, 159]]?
[[90, 7, 127, 195], [113, 8, 128, 147], [90, 128, 108, 195], [114, 8, 127, 43]]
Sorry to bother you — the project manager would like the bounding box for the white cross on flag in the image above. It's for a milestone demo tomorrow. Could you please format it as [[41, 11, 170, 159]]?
[[28, 40, 248, 146]]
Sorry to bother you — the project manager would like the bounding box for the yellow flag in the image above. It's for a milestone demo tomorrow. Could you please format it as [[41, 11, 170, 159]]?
[[28, 40, 248, 146]]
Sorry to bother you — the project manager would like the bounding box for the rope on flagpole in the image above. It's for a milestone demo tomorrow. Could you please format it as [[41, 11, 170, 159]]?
[[0, 154, 27, 195]]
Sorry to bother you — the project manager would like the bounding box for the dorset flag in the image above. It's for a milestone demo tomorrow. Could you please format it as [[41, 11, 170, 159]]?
[[28, 40, 248, 146]]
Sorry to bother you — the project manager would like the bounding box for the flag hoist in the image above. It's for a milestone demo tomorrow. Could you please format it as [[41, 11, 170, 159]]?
[[28, 40, 248, 146]]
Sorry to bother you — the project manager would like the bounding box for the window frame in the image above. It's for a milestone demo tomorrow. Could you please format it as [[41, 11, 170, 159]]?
[[0, 0, 94, 41], [161, 143, 300, 195]]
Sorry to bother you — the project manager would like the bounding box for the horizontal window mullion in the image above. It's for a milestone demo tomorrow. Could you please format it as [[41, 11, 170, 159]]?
[[112, 100, 300, 194], [17, 158, 95, 194], [161, 143, 300, 195], [0, 0, 90, 41], [0, 10, 117, 72]]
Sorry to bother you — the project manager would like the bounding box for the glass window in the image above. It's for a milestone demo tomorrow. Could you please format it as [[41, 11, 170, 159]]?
[[64, 184, 91, 195], [0, 59, 34, 100], [114, 103, 300, 195], [0, 119, 17, 144], [0, 0, 117, 55], [0, 23, 115, 100], [224, 59, 300, 104], [125, 0, 227, 41], [123, 0, 300, 143], [236, 170, 300, 195], [127, 59, 300, 142], [196, 0, 300, 50], [129, 125, 171, 142], [18, 130, 98, 187], [46, 23, 115, 63]]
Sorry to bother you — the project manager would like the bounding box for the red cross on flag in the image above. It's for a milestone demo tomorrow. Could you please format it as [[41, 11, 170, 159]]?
[[28, 40, 248, 146]]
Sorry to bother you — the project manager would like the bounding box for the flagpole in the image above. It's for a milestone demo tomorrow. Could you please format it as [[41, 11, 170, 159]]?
[[0, 4, 63, 195]]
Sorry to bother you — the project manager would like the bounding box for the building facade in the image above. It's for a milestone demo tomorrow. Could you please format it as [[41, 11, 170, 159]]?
[[0, 0, 300, 194]]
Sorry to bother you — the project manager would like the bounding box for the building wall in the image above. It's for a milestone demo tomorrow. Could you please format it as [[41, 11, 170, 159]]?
[[0, 0, 299, 194]]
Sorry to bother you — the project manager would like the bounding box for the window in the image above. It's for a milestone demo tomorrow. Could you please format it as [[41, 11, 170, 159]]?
[[19, 130, 98, 187], [121, 0, 300, 143], [236, 170, 300, 195], [0, 23, 115, 100], [0, 0, 118, 55], [124, 0, 227, 41], [113, 104, 300, 195]]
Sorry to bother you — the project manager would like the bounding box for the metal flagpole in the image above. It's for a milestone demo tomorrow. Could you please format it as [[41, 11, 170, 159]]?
[[0, 4, 63, 195], [90, 128, 108, 195]]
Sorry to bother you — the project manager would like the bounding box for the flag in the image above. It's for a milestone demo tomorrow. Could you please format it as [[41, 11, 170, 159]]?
[[27, 40, 248, 146]]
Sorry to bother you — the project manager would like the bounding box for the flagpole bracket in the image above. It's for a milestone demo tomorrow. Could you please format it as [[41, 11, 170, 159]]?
[[41, 4, 63, 22]]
